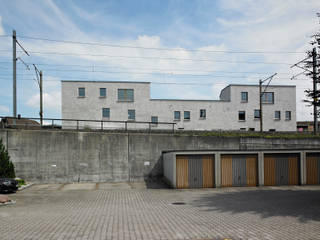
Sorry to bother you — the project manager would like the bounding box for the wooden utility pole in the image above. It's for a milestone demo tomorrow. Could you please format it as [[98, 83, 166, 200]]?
[[312, 47, 318, 134], [12, 30, 17, 120], [40, 71, 43, 125]]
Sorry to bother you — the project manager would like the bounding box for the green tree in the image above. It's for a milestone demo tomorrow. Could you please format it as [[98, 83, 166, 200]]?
[[0, 139, 15, 178]]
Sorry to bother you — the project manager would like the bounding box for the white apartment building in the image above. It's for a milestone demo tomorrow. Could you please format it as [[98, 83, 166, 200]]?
[[61, 81, 296, 131]]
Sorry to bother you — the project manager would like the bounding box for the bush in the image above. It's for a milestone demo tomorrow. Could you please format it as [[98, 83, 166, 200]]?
[[0, 139, 15, 178]]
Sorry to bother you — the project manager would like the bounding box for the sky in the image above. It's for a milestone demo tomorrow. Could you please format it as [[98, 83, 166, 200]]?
[[0, 0, 319, 121]]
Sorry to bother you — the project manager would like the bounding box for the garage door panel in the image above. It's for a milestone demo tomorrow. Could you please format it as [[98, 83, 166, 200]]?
[[188, 155, 203, 188], [202, 155, 214, 188], [246, 156, 258, 186], [264, 156, 276, 186], [288, 156, 299, 185], [176, 155, 188, 189], [276, 157, 289, 185], [306, 156, 318, 184], [232, 155, 246, 186], [221, 155, 233, 187]]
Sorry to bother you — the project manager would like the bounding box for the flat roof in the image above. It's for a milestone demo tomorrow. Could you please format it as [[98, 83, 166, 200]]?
[[150, 99, 228, 102], [61, 80, 150, 84], [227, 84, 296, 87]]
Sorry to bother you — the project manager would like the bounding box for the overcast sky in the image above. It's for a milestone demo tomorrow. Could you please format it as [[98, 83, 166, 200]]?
[[0, 0, 319, 121]]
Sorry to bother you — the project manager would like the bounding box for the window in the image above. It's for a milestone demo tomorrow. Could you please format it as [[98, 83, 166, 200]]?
[[102, 108, 110, 118], [274, 111, 281, 120], [78, 87, 85, 97], [285, 111, 291, 120], [174, 111, 181, 121], [254, 109, 260, 119], [100, 88, 106, 97], [238, 111, 246, 121], [128, 109, 135, 120], [151, 116, 158, 124], [118, 89, 134, 101], [200, 109, 206, 119], [241, 92, 248, 102], [261, 92, 274, 104], [184, 111, 190, 120]]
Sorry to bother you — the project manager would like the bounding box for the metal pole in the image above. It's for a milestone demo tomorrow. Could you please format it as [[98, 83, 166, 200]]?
[[12, 30, 17, 121], [39, 71, 43, 126], [259, 79, 263, 133], [312, 48, 318, 134]]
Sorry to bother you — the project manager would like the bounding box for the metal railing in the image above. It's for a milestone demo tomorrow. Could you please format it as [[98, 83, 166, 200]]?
[[0, 116, 176, 133]]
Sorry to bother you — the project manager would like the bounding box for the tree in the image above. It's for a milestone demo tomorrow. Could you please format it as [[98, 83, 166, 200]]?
[[0, 139, 15, 178]]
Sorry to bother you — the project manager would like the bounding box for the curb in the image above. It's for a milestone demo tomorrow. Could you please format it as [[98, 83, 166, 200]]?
[[18, 183, 34, 191], [0, 200, 16, 207]]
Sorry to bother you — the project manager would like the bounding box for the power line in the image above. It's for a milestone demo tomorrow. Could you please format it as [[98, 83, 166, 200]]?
[[0, 49, 293, 65], [17, 35, 305, 54]]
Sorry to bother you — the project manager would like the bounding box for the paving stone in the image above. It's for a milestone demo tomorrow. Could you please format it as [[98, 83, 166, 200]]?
[[0, 185, 319, 240]]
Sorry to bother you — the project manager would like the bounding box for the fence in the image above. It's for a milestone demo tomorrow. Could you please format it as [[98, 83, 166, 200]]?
[[0, 116, 176, 133]]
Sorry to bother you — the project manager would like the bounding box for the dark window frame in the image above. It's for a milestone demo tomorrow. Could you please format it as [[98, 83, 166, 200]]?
[[100, 88, 107, 98], [174, 111, 181, 121], [274, 111, 281, 120], [285, 111, 291, 120], [200, 109, 206, 119], [238, 111, 246, 121], [78, 87, 85, 97], [118, 89, 134, 102], [128, 109, 135, 121], [241, 92, 248, 102], [184, 111, 191, 120], [254, 109, 260, 119], [262, 92, 274, 104], [102, 108, 110, 118]]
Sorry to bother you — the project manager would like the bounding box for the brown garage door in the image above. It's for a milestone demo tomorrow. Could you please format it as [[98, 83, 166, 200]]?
[[264, 154, 299, 186], [306, 153, 320, 185], [202, 155, 215, 188], [176, 155, 188, 188]]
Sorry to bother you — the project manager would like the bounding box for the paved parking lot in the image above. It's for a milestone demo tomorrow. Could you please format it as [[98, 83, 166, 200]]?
[[1, 183, 320, 240]]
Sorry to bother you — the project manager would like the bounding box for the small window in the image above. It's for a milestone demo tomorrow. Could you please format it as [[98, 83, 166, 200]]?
[[269, 129, 276, 132], [174, 111, 181, 121], [102, 108, 110, 118], [128, 109, 135, 120], [184, 111, 190, 120], [238, 111, 246, 121], [254, 109, 260, 119], [285, 111, 291, 120], [118, 89, 134, 102], [274, 111, 281, 120], [100, 88, 106, 97], [200, 109, 206, 119], [78, 87, 85, 97], [151, 116, 158, 124], [241, 92, 248, 102], [262, 92, 274, 104]]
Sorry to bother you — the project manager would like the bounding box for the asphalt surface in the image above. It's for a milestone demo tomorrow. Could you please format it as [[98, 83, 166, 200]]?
[[0, 183, 320, 240]]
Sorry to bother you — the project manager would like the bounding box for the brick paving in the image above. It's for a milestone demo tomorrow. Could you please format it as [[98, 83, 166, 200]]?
[[0, 183, 320, 240]]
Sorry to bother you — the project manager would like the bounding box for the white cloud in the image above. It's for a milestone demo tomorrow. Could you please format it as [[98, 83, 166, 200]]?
[[27, 91, 61, 111], [0, 105, 9, 113]]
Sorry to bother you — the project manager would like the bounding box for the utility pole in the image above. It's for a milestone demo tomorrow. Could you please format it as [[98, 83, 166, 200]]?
[[40, 71, 43, 125], [312, 47, 318, 134], [259, 73, 277, 133], [12, 30, 17, 120], [259, 79, 263, 132]]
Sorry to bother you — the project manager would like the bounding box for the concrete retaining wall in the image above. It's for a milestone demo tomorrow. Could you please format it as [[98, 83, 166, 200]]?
[[0, 129, 320, 183]]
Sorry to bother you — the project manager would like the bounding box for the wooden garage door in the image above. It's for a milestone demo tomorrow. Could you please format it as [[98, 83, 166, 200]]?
[[288, 156, 299, 185], [176, 155, 188, 188], [264, 156, 276, 186], [306, 154, 319, 185], [221, 155, 233, 187], [202, 155, 214, 188], [246, 155, 258, 186]]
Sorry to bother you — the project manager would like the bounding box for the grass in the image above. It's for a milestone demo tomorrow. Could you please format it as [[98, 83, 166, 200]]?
[[16, 179, 26, 187]]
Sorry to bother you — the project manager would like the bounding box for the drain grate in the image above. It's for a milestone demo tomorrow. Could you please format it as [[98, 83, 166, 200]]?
[[171, 202, 186, 205]]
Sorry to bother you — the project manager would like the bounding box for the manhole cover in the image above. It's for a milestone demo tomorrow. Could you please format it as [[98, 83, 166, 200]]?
[[171, 202, 186, 205]]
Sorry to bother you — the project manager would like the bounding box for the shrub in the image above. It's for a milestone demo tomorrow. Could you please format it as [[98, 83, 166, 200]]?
[[0, 138, 15, 178]]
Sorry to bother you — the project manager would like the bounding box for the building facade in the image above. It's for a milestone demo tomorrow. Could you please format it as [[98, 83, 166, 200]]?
[[61, 81, 296, 131]]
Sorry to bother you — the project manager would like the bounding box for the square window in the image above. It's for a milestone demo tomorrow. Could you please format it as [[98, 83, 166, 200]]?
[[262, 92, 274, 104], [174, 111, 180, 120], [200, 109, 206, 119], [78, 87, 85, 97], [100, 88, 106, 97], [151, 116, 158, 124], [128, 109, 135, 120], [239, 111, 246, 121], [285, 111, 291, 120], [241, 92, 248, 102], [184, 111, 190, 120], [102, 108, 110, 118], [118, 89, 134, 101], [254, 109, 260, 119], [274, 111, 281, 120]]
